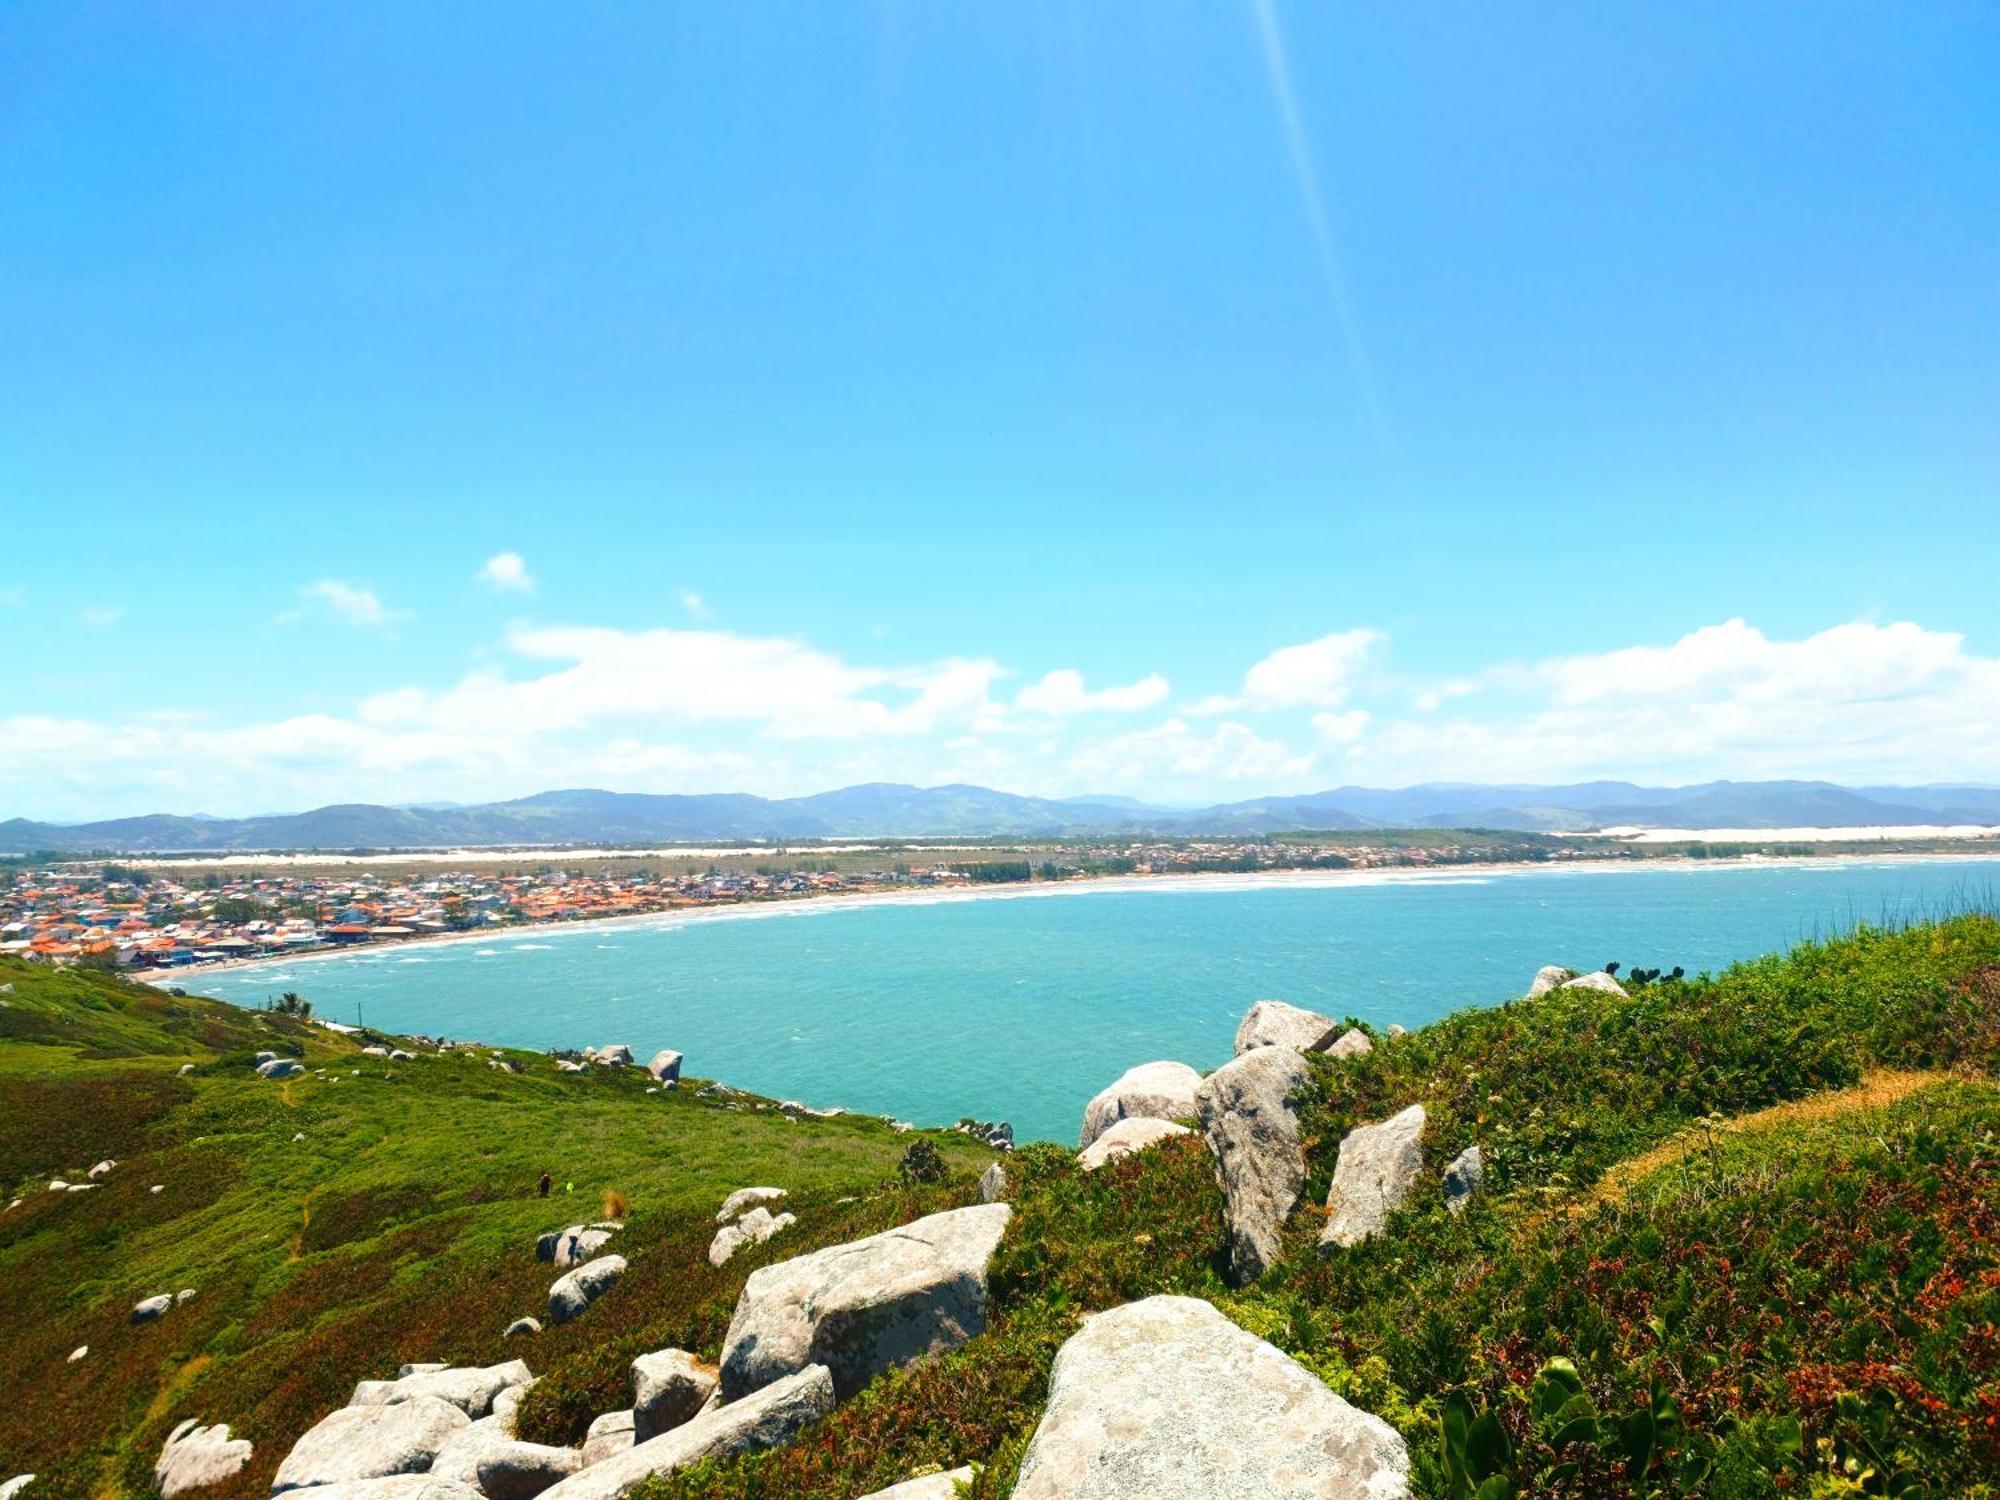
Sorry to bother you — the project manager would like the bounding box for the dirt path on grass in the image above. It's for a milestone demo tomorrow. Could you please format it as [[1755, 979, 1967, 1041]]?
[[1582, 1069, 1954, 1210]]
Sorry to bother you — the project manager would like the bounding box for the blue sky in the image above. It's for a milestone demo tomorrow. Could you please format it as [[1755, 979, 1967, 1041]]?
[[3, 2, 1997, 818]]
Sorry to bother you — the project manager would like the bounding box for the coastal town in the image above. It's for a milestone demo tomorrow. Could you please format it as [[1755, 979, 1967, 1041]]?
[[0, 832, 1603, 970]]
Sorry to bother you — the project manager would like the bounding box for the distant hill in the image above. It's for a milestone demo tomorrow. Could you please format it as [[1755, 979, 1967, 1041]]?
[[6, 779, 2000, 853]]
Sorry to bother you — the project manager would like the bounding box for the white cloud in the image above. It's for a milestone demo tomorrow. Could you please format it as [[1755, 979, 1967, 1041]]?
[[80, 605, 125, 628], [1065, 717, 1320, 798], [478, 552, 535, 593], [285, 579, 402, 628], [1311, 709, 1370, 743], [1016, 669, 1170, 717], [1192, 628, 1382, 713]]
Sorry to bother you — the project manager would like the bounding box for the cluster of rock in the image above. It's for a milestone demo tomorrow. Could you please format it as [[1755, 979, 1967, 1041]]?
[[708, 1187, 795, 1267], [952, 1118, 1014, 1152], [550, 1046, 682, 1085], [131, 1288, 199, 1323], [1527, 964, 1628, 999]]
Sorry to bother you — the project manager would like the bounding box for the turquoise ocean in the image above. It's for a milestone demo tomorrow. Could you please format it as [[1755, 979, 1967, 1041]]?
[[201, 857, 2000, 1144]]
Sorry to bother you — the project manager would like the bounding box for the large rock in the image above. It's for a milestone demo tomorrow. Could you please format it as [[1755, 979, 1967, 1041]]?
[[1078, 1061, 1201, 1149], [537, 1227, 614, 1270], [132, 1294, 173, 1323], [1320, 1105, 1427, 1250], [858, 1470, 976, 1499], [1013, 1296, 1409, 1499], [978, 1161, 1006, 1203], [1561, 971, 1628, 998], [1233, 1000, 1337, 1056], [1077, 1117, 1191, 1172], [1195, 1046, 1312, 1286], [719, 1204, 1011, 1401], [536, 1366, 834, 1500], [707, 1207, 795, 1268], [429, 1418, 579, 1500], [156, 1420, 253, 1499], [350, 1361, 532, 1419], [714, 1187, 787, 1224], [1525, 965, 1574, 999], [258, 1058, 304, 1079], [578, 1412, 633, 1468], [0, 1481, 30, 1500], [630, 1350, 718, 1442], [260, 1481, 481, 1500], [645, 1050, 682, 1083], [272, 1395, 471, 1493], [548, 1256, 624, 1324]]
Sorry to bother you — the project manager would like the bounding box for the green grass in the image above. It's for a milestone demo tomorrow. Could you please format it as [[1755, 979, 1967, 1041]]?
[[3, 915, 1998, 1499]]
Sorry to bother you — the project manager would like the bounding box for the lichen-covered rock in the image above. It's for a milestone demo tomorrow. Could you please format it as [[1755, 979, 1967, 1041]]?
[[272, 1395, 471, 1493], [856, 1469, 977, 1499], [1526, 964, 1575, 999], [548, 1256, 625, 1324], [155, 1420, 253, 1499], [578, 1411, 634, 1468], [1195, 1046, 1311, 1287], [1233, 1000, 1337, 1055], [714, 1188, 787, 1224], [1442, 1145, 1484, 1214], [1077, 1117, 1191, 1172], [630, 1350, 718, 1442], [978, 1161, 1006, 1203], [1320, 1105, 1428, 1250], [1078, 1061, 1201, 1149], [349, 1361, 532, 1419], [1012, 1296, 1410, 1499], [719, 1204, 1011, 1401], [1561, 971, 1628, 997], [706, 1207, 795, 1268], [1313, 1027, 1373, 1061], [537, 1366, 834, 1500]]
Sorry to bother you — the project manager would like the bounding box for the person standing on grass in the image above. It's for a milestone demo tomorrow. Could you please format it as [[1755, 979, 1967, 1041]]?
[[537, 1170, 551, 1199]]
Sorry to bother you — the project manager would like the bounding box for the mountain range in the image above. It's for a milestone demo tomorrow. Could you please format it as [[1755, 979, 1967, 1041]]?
[[6, 780, 2000, 854]]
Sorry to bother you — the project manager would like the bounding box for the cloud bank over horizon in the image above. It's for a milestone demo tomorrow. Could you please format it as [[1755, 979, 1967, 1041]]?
[[5, 594, 1997, 821]]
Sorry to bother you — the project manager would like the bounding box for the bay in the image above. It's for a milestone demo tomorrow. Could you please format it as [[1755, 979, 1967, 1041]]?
[[201, 856, 2000, 1144]]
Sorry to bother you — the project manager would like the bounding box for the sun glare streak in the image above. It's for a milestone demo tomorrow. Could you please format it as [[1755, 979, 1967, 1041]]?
[[1246, 0, 1395, 454]]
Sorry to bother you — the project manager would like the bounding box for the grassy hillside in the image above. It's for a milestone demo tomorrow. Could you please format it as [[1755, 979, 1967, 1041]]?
[[3, 916, 1997, 1498]]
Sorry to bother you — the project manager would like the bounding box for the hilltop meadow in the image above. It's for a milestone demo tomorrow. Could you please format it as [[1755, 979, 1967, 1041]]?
[[2, 912, 1997, 1497]]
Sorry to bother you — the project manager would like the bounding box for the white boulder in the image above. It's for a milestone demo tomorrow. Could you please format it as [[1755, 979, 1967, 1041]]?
[[1315, 1028, 1374, 1061], [429, 1417, 579, 1500], [258, 1058, 304, 1079], [549, 1256, 625, 1324], [631, 1350, 718, 1443], [1078, 1061, 1201, 1149], [350, 1361, 532, 1419], [645, 1050, 682, 1083], [714, 1187, 787, 1224], [0, 1479, 31, 1500], [857, 1470, 977, 1499], [1525, 965, 1574, 999], [1320, 1105, 1428, 1250], [719, 1204, 1011, 1401], [1077, 1117, 1192, 1172], [707, 1207, 795, 1268], [536, 1366, 834, 1500], [978, 1161, 1006, 1203], [1195, 1046, 1312, 1286], [1233, 1000, 1336, 1055], [578, 1411, 634, 1468], [1012, 1296, 1409, 1499], [1561, 971, 1628, 997], [131, 1294, 173, 1323], [156, 1420, 254, 1499], [272, 1395, 471, 1493]]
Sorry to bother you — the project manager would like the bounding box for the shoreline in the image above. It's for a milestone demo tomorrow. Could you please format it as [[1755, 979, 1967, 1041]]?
[[160, 846, 2000, 984]]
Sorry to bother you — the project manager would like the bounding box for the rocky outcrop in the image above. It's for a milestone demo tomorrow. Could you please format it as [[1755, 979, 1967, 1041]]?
[[719, 1204, 1012, 1401], [645, 1050, 682, 1084], [1195, 1046, 1312, 1286], [1077, 1117, 1191, 1172], [1320, 1105, 1427, 1250], [536, 1366, 835, 1500], [272, 1395, 471, 1493], [1078, 1061, 1201, 1149], [585, 1045, 633, 1068], [978, 1161, 1006, 1203], [1442, 1145, 1483, 1214], [548, 1256, 625, 1324], [1561, 971, 1628, 997], [630, 1350, 718, 1442], [578, 1412, 633, 1468], [1011, 1296, 1410, 1499], [714, 1188, 787, 1224], [857, 1470, 976, 1499], [155, 1420, 253, 1499], [429, 1418, 578, 1500], [707, 1207, 795, 1268], [1526, 965, 1575, 999], [350, 1361, 532, 1420], [1314, 1028, 1373, 1061], [1233, 1000, 1336, 1055]]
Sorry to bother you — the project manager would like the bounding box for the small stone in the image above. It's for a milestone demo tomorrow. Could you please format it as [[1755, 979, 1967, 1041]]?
[[505, 1317, 542, 1338], [1561, 970, 1629, 997], [1442, 1145, 1484, 1214], [978, 1160, 1006, 1203], [67, 1346, 87, 1362], [131, 1294, 173, 1323]]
